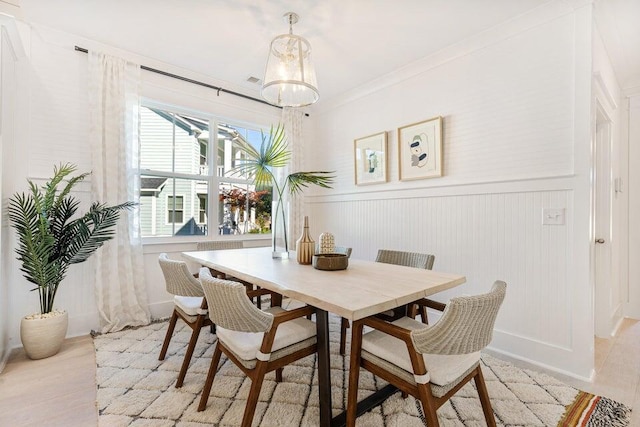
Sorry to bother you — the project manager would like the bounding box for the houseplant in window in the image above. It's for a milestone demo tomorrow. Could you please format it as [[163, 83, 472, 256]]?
[[8, 163, 134, 359], [233, 124, 333, 257]]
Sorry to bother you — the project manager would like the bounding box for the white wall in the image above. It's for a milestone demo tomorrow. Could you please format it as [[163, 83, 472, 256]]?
[[0, 15, 26, 371], [304, 3, 597, 378], [627, 95, 640, 317], [1, 22, 280, 351]]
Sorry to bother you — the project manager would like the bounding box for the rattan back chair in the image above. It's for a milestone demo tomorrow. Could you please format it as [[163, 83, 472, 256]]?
[[196, 240, 244, 251], [315, 245, 353, 258], [195, 240, 280, 308], [196, 268, 318, 427], [346, 281, 507, 427], [375, 249, 435, 270], [339, 249, 435, 356], [158, 253, 214, 388]]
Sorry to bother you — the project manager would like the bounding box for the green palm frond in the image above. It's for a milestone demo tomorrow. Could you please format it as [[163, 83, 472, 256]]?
[[43, 164, 83, 213], [231, 123, 334, 194], [53, 169, 90, 211], [67, 201, 136, 264], [286, 171, 336, 196], [8, 192, 59, 289], [260, 124, 290, 168], [231, 124, 291, 190], [50, 197, 80, 256]]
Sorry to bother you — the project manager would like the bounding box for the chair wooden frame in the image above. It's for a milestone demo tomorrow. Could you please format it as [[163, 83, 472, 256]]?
[[409, 297, 447, 323], [158, 296, 213, 388]]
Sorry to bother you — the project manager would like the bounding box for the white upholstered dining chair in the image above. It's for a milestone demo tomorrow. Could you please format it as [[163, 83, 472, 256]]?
[[196, 267, 318, 427], [196, 240, 244, 251], [157, 253, 214, 388], [195, 239, 278, 308], [339, 249, 435, 355], [346, 280, 507, 427]]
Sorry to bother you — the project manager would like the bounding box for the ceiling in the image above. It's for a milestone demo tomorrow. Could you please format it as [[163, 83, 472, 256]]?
[[17, 0, 640, 105], [594, 0, 640, 90]]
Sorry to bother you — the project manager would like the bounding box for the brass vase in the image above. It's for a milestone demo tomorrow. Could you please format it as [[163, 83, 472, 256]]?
[[296, 216, 315, 265]]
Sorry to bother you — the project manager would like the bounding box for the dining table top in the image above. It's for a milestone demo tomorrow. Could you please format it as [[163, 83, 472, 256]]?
[[182, 247, 466, 321]]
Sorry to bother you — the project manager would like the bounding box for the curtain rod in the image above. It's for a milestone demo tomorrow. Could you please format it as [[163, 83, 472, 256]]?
[[74, 45, 310, 117]]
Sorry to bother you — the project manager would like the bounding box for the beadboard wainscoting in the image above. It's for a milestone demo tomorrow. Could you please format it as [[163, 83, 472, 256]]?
[[305, 184, 583, 376]]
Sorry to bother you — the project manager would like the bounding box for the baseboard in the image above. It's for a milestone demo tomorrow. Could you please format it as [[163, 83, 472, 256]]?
[[427, 308, 593, 380], [149, 300, 174, 321], [623, 302, 640, 320], [66, 311, 100, 337], [484, 346, 594, 383], [611, 315, 626, 337], [0, 347, 9, 374]]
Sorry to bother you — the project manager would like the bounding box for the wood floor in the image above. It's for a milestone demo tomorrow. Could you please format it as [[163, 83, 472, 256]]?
[[0, 335, 97, 426], [1, 320, 639, 426]]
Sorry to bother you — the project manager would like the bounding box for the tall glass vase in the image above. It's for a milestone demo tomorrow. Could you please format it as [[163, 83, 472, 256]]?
[[271, 200, 290, 259]]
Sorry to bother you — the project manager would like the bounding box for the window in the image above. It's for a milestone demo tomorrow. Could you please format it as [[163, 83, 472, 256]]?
[[198, 194, 207, 224], [167, 195, 184, 223], [139, 104, 271, 238]]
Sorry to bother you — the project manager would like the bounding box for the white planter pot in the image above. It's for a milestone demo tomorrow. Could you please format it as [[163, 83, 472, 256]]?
[[20, 310, 68, 360]]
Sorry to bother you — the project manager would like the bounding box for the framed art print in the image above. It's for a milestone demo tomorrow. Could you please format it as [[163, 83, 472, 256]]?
[[398, 116, 443, 181], [354, 131, 387, 185]]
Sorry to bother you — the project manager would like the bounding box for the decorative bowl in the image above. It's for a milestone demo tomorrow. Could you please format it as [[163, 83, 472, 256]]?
[[312, 253, 349, 271]]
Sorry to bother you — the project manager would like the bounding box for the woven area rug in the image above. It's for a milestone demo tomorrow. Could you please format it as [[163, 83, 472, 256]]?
[[94, 315, 631, 426]]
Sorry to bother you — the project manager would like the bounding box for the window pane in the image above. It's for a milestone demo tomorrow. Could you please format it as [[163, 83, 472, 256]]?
[[140, 106, 209, 176], [218, 123, 259, 179], [140, 176, 208, 237], [198, 195, 207, 224], [168, 195, 184, 210], [218, 182, 271, 235]]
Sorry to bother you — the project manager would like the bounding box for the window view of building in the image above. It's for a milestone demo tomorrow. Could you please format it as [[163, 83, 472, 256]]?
[[139, 105, 271, 237]]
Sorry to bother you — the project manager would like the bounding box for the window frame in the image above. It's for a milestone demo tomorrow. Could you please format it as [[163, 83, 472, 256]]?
[[139, 100, 268, 240]]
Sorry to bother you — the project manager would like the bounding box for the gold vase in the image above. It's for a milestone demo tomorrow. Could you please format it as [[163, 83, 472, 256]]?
[[296, 216, 315, 265]]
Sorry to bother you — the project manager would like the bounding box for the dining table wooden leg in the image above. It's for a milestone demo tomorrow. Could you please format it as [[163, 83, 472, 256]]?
[[316, 309, 333, 427]]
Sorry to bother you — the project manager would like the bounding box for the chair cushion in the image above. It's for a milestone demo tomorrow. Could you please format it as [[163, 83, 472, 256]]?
[[361, 316, 480, 387], [217, 307, 316, 362], [174, 296, 204, 316]]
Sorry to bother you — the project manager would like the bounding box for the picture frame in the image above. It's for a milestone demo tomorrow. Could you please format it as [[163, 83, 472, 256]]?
[[354, 131, 388, 185], [398, 116, 443, 181]]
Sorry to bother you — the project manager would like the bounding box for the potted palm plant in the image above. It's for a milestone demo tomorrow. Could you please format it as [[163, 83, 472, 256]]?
[[233, 124, 334, 257], [8, 163, 134, 359]]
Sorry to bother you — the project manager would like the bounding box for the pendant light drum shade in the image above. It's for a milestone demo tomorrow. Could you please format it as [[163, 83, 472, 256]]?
[[261, 13, 319, 107]]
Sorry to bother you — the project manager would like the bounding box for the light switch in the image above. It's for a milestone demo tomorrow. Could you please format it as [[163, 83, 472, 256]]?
[[542, 208, 565, 225]]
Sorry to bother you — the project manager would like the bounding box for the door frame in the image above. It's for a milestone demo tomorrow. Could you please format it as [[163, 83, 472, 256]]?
[[593, 100, 614, 337], [591, 72, 623, 339]]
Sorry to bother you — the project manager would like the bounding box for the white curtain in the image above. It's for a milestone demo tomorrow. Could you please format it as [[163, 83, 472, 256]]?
[[88, 52, 150, 332], [282, 107, 305, 245]]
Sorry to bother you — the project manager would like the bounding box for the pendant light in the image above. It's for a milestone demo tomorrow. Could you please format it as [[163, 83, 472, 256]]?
[[261, 12, 319, 107]]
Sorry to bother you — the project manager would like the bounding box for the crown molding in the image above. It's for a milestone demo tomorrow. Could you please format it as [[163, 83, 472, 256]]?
[[0, 12, 25, 59]]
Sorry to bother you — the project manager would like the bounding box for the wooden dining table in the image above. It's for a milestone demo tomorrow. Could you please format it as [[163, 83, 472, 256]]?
[[182, 247, 466, 427]]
